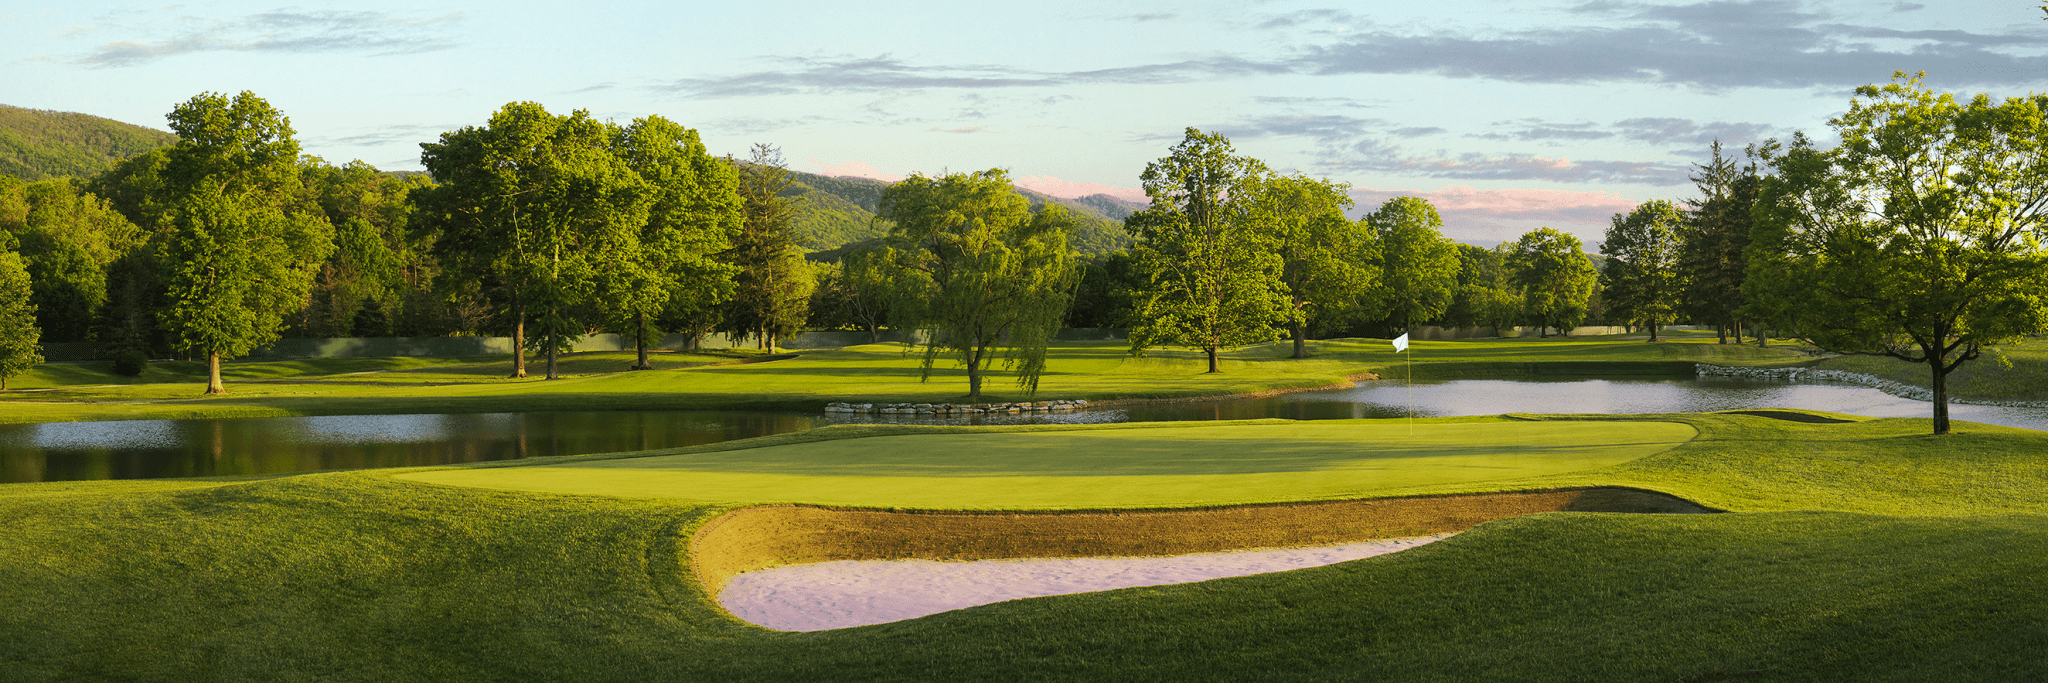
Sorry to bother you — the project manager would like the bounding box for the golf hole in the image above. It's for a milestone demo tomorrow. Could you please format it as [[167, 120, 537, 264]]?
[[692, 487, 1711, 631]]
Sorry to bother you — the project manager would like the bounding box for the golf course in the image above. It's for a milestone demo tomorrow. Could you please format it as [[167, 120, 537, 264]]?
[[2, 336, 2044, 681]]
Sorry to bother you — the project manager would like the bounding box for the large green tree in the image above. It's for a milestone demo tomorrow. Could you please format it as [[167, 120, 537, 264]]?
[[878, 169, 1079, 398], [1249, 174, 1380, 358], [1752, 73, 2048, 435], [721, 144, 812, 352], [0, 248, 41, 389], [1364, 196, 1460, 333], [416, 102, 649, 379], [0, 178, 143, 342], [1601, 200, 1685, 341], [607, 116, 742, 369], [1124, 128, 1288, 373], [154, 91, 333, 394], [1507, 227, 1598, 337], [1442, 243, 1522, 337]]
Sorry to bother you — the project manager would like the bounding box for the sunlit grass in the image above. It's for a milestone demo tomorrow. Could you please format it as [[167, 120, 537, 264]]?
[[1, 412, 2042, 680]]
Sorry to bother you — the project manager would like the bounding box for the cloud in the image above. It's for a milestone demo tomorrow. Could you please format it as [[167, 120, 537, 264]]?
[[933, 126, 982, 134], [1121, 13, 1178, 22], [1390, 126, 1445, 138], [1352, 185, 1642, 245], [317, 124, 459, 148], [1889, 2, 1924, 11], [73, 9, 463, 68], [807, 159, 906, 182], [1470, 120, 1615, 142], [1255, 9, 1361, 30], [1224, 114, 1388, 142], [660, 54, 1289, 98], [1290, 0, 2048, 89], [1326, 137, 1693, 185], [1013, 175, 1148, 203], [1612, 117, 1775, 149]]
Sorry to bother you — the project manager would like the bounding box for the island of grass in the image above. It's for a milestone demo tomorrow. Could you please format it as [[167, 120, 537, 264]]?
[[3, 411, 2043, 681]]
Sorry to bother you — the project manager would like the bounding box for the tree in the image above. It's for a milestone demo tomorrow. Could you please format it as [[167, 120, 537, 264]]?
[[1124, 128, 1289, 373], [810, 247, 896, 343], [0, 178, 143, 343], [1249, 174, 1380, 358], [1507, 227, 1597, 337], [878, 169, 1079, 398], [416, 102, 648, 379], [1601, 200, 1685, 341], [1751, 72, 2048, 435], [1442, 243, 1522, 337], [721, 144, 811, 352], [1682, 142, 1761, 344], [1365, 196, 1460, 333], [154, 91, 333, 394], [607, 116, 743, 369], [0, 249, 42, 389]]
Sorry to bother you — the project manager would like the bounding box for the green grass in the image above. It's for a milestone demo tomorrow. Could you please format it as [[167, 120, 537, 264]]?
[[2, 413, 2044, 681], [0, 336, 1806, 424], [1811, 336, 2048, 402], [398, 419, 1695, 508]]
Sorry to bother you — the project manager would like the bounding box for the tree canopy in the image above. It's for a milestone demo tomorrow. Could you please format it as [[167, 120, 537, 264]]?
[[878, 169, 1078, 398], [1752, 72, 2048, 435], [1124, 128, 1288, 373], [1365, 196, 1460, 333], [0, 249, 41, 389], [1507, 227, 1597, 337], [1601, 200, 1685, 341], [1251, 174, 1380, 358]]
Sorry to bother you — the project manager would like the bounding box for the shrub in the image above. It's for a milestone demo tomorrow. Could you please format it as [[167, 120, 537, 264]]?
[[113, 349, 148, 377]]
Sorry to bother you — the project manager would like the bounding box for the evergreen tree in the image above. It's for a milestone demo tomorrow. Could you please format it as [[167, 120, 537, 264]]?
[[1683, 142, 1762, 344], [721, 144, 811, 352]]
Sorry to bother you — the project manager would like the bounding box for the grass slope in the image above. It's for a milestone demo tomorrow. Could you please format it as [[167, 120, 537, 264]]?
[[0, 336, 1804, 425], [399, 419, 1696, 508], [1809, 336, 2048, 403], [0, 413, 2042, 681]]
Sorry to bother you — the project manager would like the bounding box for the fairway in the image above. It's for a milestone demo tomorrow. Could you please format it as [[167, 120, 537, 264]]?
[[397, 419, 1698, 508]]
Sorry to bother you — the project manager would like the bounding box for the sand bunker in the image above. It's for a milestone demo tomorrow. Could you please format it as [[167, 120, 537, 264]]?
[[720, 534, 1453, 631]]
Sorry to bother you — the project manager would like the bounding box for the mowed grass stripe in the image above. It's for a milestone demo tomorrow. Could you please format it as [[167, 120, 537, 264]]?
[[395, 420, 1697, 508]]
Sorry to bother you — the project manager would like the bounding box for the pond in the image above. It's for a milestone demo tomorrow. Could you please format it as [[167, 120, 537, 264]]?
[[5, 374, 2043, 484]]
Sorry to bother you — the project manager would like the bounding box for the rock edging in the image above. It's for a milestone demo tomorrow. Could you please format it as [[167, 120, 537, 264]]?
[[825, 399, 1091, 415], [1695, 363, 2048, 408]]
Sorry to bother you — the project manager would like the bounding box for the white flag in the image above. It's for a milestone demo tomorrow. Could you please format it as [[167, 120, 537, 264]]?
[[1392, 332, 1409, 352]]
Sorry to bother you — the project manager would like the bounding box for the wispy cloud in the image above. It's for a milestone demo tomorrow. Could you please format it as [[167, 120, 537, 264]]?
[[1326, 136, 1692, 185], [1291, 0, 2048, 89], [73, 9, 464, 68], [1120, 13, 1179, 22], [659, 54, 1288, 98]]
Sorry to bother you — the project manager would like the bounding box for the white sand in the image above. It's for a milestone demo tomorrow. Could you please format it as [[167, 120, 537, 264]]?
[[718, 534, 1454, 631]]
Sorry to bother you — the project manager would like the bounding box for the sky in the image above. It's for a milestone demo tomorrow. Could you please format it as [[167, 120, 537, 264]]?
[[5, 0, 2046, 247]]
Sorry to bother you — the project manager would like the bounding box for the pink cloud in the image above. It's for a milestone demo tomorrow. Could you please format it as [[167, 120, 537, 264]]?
[[806, 159, 906, 182], [1352, 185, 1644, 248], [1011, 175, 1148, 203]]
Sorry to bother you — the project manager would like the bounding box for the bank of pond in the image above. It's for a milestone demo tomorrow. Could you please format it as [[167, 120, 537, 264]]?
[[7, 373, 2046, 484]]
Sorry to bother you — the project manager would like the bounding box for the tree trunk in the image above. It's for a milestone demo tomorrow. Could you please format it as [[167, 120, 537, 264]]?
[[509, 299, 528, 379], [544, 324, 558, 380], [867, 323, 879, 344], [632, 312, 652, 370], [966, 346, 983, 400], [1648, 316, 1659, 342], [1290, 319, 1308, 359], [205, 351, 226, 394], [1206, 346, 1220, 373], [1759, 328, 1769, 348], [1716, 324, 1728, 344], [1932, 358, 1951, 436]]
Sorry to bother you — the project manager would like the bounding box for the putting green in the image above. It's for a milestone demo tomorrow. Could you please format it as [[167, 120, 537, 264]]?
[[399, 419, 1697, 509]]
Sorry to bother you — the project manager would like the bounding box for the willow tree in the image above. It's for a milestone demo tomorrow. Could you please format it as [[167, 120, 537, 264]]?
[[879, 169, 1077, 399], [1753, 73, 2048, 435], [154, 91, 333, 394], [1506, 227, 1597, 337], [1249, 174, 1380, 358], [1126, 128, 1288, 373], [1600, 200, 1685, 341]]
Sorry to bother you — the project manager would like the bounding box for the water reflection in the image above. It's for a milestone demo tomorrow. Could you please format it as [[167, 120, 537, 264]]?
[[6, 374, 2043, 484], [0, 411, 829, 483]]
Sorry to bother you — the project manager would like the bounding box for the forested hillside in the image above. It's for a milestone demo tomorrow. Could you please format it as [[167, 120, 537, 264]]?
[[781, 168, 1138, 256], [0, 106, 176, 181]]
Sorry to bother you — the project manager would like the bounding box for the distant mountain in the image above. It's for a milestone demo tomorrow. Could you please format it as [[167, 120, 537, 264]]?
[[781, 169, 1136, 256], [0, 105, 177, 181]]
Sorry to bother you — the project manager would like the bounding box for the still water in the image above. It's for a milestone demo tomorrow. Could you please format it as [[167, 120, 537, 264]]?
[[5, 375, 2043, 483]]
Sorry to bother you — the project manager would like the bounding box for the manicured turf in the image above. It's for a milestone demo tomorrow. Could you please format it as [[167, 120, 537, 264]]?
[[3, 412, 2044, 681], [399, 419, 1697, 508], [0, 336, 1805, 424]]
